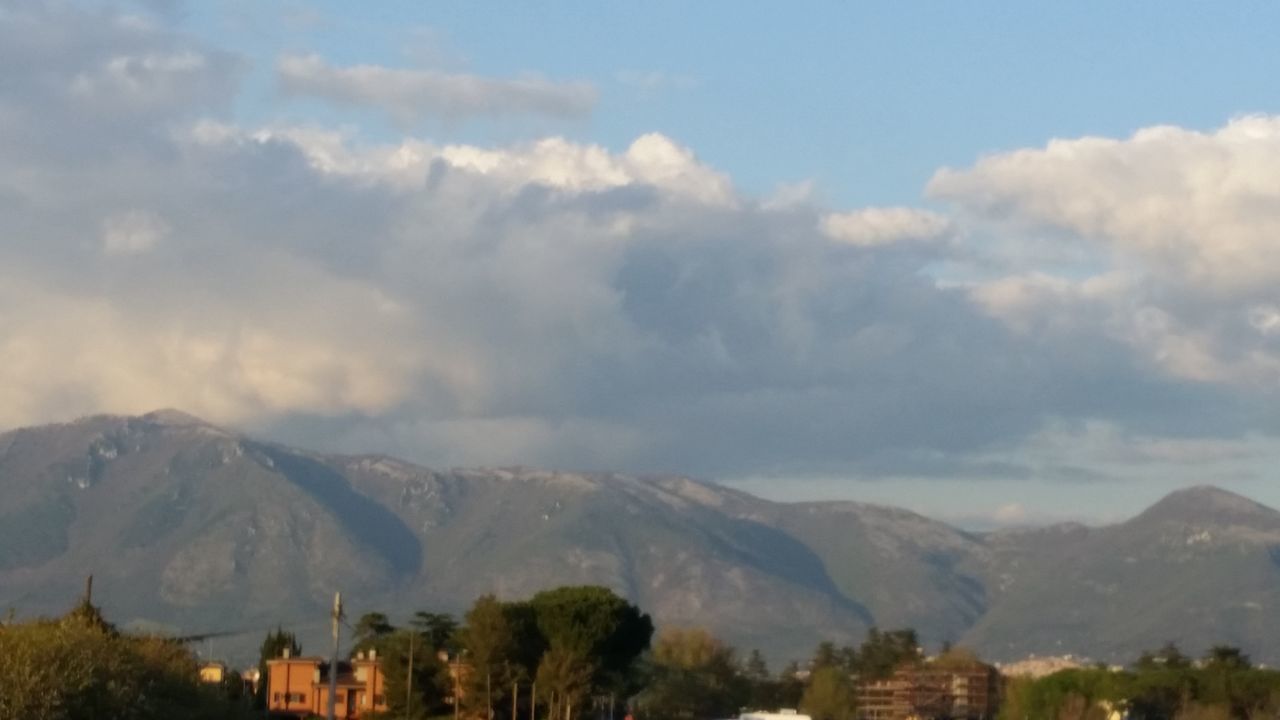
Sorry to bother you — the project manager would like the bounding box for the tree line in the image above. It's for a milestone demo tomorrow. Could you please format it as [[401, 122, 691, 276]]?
[[260, 588, 934, 720], [1000, 643, 1280, 720], [13, 583, 1276, 720], [260, 586, 655, 720]]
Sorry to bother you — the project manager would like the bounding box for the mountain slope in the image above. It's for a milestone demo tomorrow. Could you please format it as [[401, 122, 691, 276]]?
[[0, 411, 415, 637], [3, 412, 1280, 667], [964, 486, 1280, 662]]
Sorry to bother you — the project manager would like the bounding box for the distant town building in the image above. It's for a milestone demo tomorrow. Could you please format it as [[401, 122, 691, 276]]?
[[198, 661, 227, 685], [266, 647, 388, 719], [856, 657, 1000, 720], [997, 655, 1085, 679], [241, 667, 262, 696]]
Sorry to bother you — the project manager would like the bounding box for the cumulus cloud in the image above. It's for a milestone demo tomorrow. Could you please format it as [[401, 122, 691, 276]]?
[[929, 117, 1280, 294], [2, 2, 1276, 485], [932, 116, 1280, 393], [277, 53, 596, 125]]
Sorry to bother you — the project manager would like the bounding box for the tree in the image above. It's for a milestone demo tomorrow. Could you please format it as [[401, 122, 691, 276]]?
[[373, 629, 447, 720], [412, 611, 460, 652], [800, 666, 855, 720], [257, 626, 302, 709], [502, 600, 546, 682], [851, 628, 919, 680], [640, 628, 747, 720], [537, 644, 596, 720], [461, 595, 517, 720], [1203, 645, 1251, 671], [531, 586, 653, 699], [744, 650, 770, 682], [1134, 642, 1192, 671], [742, 650, 780, 711], [776, 662, 806, 710], [353, 611, 396, 649], [810, 642, 841, 671]]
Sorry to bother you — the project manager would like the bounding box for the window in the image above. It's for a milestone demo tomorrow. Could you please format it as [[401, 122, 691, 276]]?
[[273, 693, 281, 703]]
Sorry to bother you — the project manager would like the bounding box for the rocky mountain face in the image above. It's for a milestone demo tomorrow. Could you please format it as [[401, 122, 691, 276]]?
[[1, 412, 1278, 667]]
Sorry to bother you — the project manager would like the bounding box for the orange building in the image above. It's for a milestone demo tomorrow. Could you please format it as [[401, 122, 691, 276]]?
[[266, 648, 389, 718]]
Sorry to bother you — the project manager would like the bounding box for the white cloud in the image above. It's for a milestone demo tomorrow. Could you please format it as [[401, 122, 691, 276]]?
[[277, 53, 596, 125], [935, 116, 1280, 390], [197, 125, 735, 204], [929, 115, 1280, 294], [821, 207, 952, 247]]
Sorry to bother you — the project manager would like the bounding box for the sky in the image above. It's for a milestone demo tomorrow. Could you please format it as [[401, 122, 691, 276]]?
[[5, 1, 1280, 527]]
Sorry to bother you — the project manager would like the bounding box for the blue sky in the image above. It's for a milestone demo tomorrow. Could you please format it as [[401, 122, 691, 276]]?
[[179, 2, 1280, 208], [6, 0, 1280, 526]]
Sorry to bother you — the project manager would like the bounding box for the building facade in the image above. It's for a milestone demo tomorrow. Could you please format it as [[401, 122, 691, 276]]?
[[266, 648, 388, 719], [856, 661, 1000, 720]]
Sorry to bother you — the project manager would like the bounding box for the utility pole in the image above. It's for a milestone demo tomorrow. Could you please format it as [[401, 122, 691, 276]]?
[[530, 681, 536, 720], [487, 670, 492, 720], [406, 631, 415, 720], [454, 653, 461, 720], [513, 681, 518, 720], [329, 592, 343, 720]]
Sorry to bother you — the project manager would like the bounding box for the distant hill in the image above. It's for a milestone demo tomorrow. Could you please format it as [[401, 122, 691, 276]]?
[[2, 411, 1278, 667]]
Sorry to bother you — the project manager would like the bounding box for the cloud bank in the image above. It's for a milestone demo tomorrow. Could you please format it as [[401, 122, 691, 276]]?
[[2, 3, 1278, 486]]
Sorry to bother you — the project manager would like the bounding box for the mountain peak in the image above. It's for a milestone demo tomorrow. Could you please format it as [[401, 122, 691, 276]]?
[[139, 408, 216, 427], [1137, 485, 1278, 525], [135, 409, 233, 438]]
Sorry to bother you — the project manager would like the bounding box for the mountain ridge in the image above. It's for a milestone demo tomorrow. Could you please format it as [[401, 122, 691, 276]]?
[[1, 411, 1278, 667]]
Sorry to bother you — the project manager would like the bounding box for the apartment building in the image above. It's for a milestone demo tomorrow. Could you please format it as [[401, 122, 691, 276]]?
[[266, 648, 388, 719], [855, 659, 1000, 720]]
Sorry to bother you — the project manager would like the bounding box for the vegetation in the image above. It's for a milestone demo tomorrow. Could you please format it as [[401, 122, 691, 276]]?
[[0, 606, 252, 720], [338, 586, 653, 720], [999, 643, 1280, 720], [24, 579, 1280, 720], [637, 627, 747, 720], [800, 666, 856, 720]]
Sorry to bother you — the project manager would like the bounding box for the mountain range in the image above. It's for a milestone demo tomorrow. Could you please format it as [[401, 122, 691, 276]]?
[[2, 410, 1278, 668]]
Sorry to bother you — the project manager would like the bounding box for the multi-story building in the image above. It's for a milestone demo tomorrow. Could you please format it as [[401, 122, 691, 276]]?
[[855, 659, 1000, 720], [266, 648, 389, 719]]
